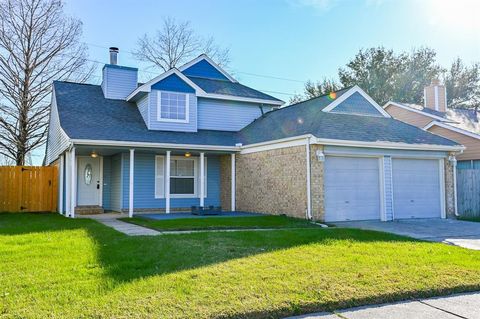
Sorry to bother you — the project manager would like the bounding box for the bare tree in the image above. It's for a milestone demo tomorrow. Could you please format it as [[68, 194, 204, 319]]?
[[0, 0, 93, 165], [134, 17, 230, 72]]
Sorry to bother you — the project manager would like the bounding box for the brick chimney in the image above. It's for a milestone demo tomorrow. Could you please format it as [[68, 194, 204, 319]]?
[[424, 79, 447, 113]]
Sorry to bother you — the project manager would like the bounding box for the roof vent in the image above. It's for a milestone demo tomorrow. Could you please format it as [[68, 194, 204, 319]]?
[[109, 47, 119, 65]]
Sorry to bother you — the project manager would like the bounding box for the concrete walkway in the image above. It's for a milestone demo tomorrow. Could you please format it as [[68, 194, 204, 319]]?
[[78, 213, 161, 236], [334, 219, 480, 250], [288, 292, 480, 319]]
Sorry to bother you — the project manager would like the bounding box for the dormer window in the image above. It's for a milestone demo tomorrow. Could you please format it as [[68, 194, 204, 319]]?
[[158, 91, 189, 123]]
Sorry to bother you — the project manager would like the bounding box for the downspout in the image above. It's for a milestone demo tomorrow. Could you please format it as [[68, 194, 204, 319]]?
[[451, 151, 462, 217], [305, 137, 312, 220]]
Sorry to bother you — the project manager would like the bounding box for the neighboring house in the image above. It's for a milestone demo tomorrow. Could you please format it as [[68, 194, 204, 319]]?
[[384, 80, 480, 169], [45, 48, 464, 222]]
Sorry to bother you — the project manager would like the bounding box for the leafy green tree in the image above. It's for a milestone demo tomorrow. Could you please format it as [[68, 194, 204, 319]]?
[[445, 58, 480, 110], [292, 47, 480, 111]]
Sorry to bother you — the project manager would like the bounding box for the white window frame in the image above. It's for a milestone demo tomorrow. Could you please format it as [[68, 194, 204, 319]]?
[[154, 155, 207, 199], [157, 91, 190, 123], [169, 157, 198, 198]]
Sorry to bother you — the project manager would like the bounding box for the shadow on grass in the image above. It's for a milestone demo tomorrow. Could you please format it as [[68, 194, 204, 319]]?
[[0, 213, 419, 283], [4, 213, 480, 318]]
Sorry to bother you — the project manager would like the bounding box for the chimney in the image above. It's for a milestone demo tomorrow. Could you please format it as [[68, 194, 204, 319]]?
[[101, 47, 138, 100], [109, 47, 119, 65], [424, 79, 447, 113]]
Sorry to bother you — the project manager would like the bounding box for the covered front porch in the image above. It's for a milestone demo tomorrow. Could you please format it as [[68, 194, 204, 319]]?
[[57, 143, 237, 218]]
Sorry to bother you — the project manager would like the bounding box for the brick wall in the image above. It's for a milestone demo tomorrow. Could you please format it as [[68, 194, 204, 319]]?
[[310, 145, 325, 221], [236, 145, 308, 218], [220, 155, 232, 211], [445, 154, 456, 218]]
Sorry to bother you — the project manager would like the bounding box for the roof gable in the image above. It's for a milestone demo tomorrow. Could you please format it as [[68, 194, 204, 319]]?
[[179, 54, 236, 82], [323, 86, 390, 118], [151, 73, 195, 93], [182, 59, 229, 81], [330, 91, 383, 117]]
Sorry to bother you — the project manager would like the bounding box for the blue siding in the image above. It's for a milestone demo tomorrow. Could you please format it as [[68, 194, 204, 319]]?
[[151, 74, 195, 93], [182, 59, 229, 81], [110, 154, 122, 211], [198, 98, 271, 131], [331, 92, 383, 116], [137, 95, 149, 127], [102, 65, 138, 100], [147, 90, 198, 132], [102, 157, 111, 210], [122, 153, 221, 210], [458, 160, 480, 169], [45, 90, 70, 164], [383, 156, 394, 221]]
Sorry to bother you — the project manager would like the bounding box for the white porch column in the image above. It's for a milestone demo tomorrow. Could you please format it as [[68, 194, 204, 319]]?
[[58, 154, 64, 215], [70, 147, 76, 218], [65, 151, 71, 217], [200, 152, 205, 207], [231, 153, 236, 211], [129, 149, 135, 218], [165, 150, 171, 214]]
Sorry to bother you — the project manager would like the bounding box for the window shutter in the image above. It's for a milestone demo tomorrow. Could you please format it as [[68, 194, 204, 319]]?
[[155, 156, 165, 198]]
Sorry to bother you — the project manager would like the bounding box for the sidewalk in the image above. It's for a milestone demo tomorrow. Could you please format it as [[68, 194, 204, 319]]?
[[288, 292, 480, 319]]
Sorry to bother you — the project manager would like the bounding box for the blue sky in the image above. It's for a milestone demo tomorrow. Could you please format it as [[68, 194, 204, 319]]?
[[30, 0, 480, 164], [64, 0, 480, 100]]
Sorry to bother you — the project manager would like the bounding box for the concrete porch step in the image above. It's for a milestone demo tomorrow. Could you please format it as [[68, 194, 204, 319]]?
[[75, 205, 104, 215]]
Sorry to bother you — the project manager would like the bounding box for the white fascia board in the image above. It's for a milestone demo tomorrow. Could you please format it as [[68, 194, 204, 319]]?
[[313, 137, 465, 152], [323, 85, 391, 118], [384, 101, 454, 123], [239, 134, 313, 154], [126, 69, 206, 101], [424, 121, 480, 141], [178, 54, 238, 83], [70, 139, 239, 152], [196, 92, 284, 106]]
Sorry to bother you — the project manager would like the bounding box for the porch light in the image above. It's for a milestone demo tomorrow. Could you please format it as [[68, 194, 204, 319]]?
[[184, 152, 191, 158], [315, 150, 325, 162], [90, 151, 98, 158]]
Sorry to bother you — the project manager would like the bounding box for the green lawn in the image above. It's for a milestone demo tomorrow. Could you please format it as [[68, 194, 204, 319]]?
[[459, 216, 480, 222], [121, 215, 318, 231], [2, 214, 480, 318]]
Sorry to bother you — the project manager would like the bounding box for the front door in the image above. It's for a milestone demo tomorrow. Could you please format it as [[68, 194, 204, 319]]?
[[77, 157, 101, 206]]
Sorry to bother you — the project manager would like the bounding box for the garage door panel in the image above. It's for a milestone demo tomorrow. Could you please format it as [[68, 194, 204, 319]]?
[[325, 156, 381, 222], [392, 158, 441, 219]]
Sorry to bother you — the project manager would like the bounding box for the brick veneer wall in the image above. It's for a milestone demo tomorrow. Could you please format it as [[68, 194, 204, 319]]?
[[310, 144, 325, 221], [220, 155, 232, 211], [445, 153, 456, 218], [235, 145, 308, 218]]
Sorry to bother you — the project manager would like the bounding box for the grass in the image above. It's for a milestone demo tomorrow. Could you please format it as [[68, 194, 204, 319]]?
[[2, 213, 480, 318], [120, 215, 318, 231], [458, 216, 480, 222]]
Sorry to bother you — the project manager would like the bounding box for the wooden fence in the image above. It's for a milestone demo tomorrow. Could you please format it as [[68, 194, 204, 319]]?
[[457, 169, 480, 217], [0, 166, 58, 213]]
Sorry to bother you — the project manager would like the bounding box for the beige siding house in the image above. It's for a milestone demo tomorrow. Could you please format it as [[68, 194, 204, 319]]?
[[384, 80, 480, 167]]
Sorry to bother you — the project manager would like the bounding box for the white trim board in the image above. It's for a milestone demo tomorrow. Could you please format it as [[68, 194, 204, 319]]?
[[70, 139, 239, 152], [178, 54, 238, 83], [384, 101, 454, 123], [322, 86, 391, 118], [424, 121, 480, 141]]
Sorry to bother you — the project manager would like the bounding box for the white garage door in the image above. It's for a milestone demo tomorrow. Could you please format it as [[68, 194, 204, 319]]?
[[324, 156, 381, 222], [392, 158, 441, 219]]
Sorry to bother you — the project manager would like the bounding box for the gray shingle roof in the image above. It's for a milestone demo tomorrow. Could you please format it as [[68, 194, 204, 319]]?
[[54, 82, 460, 149], [238, 90, 460, 147], [187, 76, 283, 102], [54, 81, 237, 146]]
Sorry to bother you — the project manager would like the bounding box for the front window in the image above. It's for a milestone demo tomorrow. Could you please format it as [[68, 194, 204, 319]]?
[[170, 159, 195, 195], [158, 91, 189, 122]]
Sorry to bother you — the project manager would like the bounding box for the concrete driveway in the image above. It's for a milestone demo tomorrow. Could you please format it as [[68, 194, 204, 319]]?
[[334, 218, 480, 250]]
